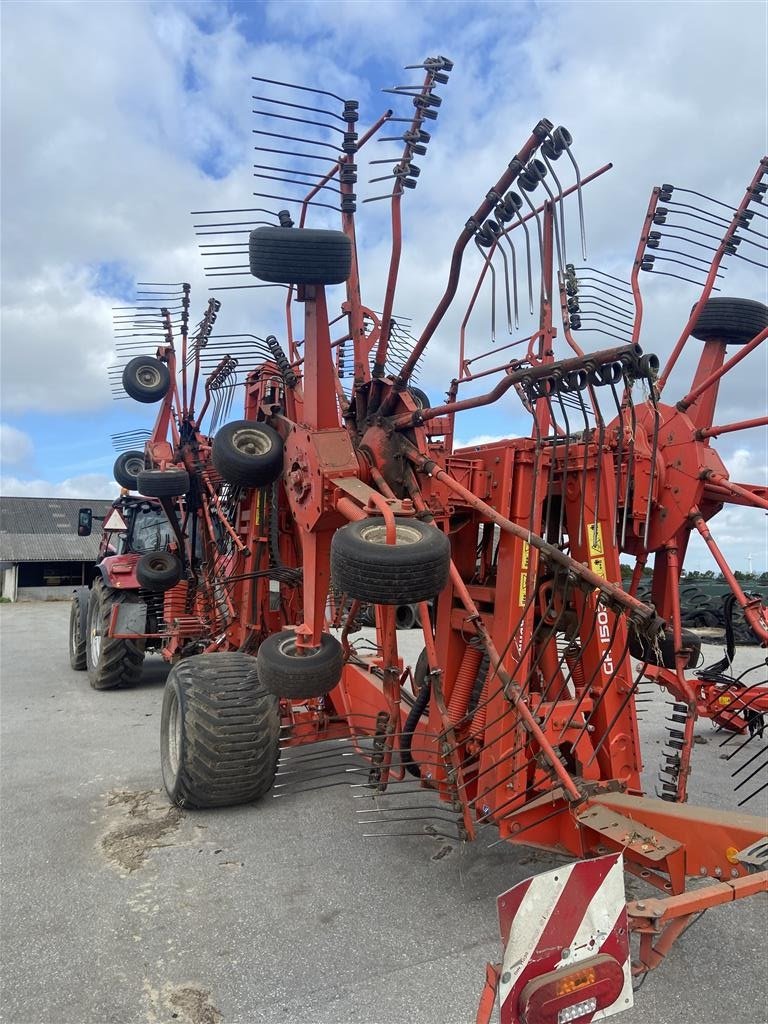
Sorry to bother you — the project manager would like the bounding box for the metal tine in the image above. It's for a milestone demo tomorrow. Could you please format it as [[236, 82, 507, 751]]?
[[191, 206, 280, 217], [252, 92, 346, 121], [517, 166, 549, 298], [474, 238, 496, 342], [500, 233, 520, 329], [555, 128, 587, 258], [252, 107, 346, 136], [362, 828, 460, 840], [358, 814, 462, 828], [738, 780, 768, 807], [254, 172, 340, 194], [502, 202, 535, 314], [253, 191, 341, 213], [272, 774, 369, 798], [576, 297, 636, 323], [251, 74, 349, 104], [252, 128, 342, 155], [576, 281, 634, 308], [731, 743, 768, 778], [540, 147, 568, 266]]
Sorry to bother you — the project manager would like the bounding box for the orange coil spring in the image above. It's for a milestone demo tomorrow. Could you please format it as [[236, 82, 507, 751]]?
[[469, 676, 489, 739], [564, 644, 586, 693], [448, 645, 484, 725], [163, 581, 188, 626]]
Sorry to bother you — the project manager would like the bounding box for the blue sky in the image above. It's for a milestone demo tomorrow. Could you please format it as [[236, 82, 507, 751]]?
[[1, 0, 766, 572]]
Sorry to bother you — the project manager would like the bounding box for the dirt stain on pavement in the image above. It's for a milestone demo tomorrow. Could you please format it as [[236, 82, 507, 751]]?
[[144, 981, 223, 1024], [102, 789, 183, 872]]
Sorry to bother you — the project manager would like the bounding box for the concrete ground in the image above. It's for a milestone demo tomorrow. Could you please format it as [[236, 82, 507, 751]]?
[[1, 601, 766, 1024]]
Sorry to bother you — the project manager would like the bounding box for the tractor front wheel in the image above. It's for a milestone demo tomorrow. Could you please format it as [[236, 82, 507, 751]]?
[[160, 653, 280, 809], [257, 631, 343, 699], [69, 590, 88, 670], [331, 518, 450, 605], [85, 580, 145, 689]]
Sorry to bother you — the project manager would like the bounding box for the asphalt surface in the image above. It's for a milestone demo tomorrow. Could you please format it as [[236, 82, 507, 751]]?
[[1, 601, 766, 1024]]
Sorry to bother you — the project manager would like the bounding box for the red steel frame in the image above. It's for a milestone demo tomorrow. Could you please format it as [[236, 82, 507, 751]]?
[[126, 82, 768, 1015]]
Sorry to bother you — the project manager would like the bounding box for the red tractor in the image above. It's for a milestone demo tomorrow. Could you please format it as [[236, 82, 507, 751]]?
[[110, 58, 767, 1023]]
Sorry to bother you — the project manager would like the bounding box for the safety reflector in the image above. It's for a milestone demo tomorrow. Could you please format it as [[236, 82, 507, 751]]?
[[497, 853, 632, 1024], [519, 954, 624, 1024], [103, 509, 128, 532]]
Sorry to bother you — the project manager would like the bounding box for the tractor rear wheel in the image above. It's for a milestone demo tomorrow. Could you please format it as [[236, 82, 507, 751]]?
[[212, 420, 284, 489], [331, 518, 450, 605], [113, 450, 146, 490], [86, 580, 145, 689], [136, 467, 190, 497], [257, 631, 343, 699], [69, 591, 88, 670], [691, 297, 768, 345], [249, 226, 352, 286], [136, 551, 182, 592], [160, 653, 280, 809], [122, 356, 171, 403]]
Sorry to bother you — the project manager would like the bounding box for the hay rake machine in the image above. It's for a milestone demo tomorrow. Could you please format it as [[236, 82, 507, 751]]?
[[114, 56, 768, 1023]]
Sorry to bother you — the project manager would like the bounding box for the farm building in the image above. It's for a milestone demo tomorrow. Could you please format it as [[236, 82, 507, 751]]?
[[0, 496, 114, 601]]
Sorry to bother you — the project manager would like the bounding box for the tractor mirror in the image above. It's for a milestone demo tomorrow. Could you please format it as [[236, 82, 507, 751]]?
[[77, 508, 93, 537]]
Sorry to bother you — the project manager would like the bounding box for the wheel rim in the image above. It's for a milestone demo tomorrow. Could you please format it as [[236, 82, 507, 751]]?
[[125, 456, 144, 477], [136, 365, 162, 388], [276, 635, 321, 660], [90, 618, 102, 665], [166, 688, 182, 779], [232, 427, 272, 458], [359, 522, 422, 547]]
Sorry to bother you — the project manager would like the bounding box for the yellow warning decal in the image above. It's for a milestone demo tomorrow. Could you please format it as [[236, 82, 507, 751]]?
[[587, 523, 604, 557], [587, 523, 607, 579], [518, 541, 530, 606]]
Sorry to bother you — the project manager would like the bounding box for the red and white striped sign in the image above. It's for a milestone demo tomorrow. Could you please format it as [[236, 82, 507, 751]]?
[[497, 853, 632, 1024]]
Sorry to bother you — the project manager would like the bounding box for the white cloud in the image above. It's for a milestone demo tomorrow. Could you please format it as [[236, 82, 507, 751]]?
[[0, 424, 34, 467], [455, 434, 515, 448], [0, 473, 119, 500]]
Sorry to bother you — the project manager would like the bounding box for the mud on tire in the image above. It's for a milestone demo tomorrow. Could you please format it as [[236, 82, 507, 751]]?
[[86, 579, 145, 690], [161, 653, 280, 809]]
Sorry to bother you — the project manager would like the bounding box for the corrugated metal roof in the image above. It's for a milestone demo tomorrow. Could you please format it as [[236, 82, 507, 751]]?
[[0, 497, 114, 562]]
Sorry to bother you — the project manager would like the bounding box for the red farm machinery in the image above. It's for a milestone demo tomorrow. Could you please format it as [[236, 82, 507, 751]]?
[[107, 58, 767, 1024]]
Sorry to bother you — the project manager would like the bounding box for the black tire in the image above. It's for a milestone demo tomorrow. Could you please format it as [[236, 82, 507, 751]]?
[[212, 420, 284, 488], [408, 386, 432, 410], [113, 450, 146, 490], [69, 591, 87, 670], [257, 631, 343, 699], [136, 551, 182, 592], [629, 626, 702, 670], [396, 604, 417, 630], [86, 580, 145, 690], [161, 653, 280, 809], [136, 467, 190, 497], [122, 356, 171, 403], [250, 226, 352, 286], [331, 518, 450, 605], [691, 298, 768, 345]]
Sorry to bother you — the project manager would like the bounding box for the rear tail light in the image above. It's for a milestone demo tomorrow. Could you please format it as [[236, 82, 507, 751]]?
[[520, 954, 624, 1024]]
